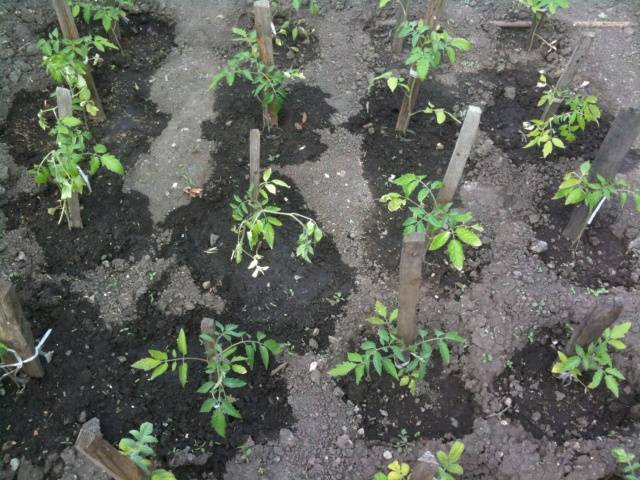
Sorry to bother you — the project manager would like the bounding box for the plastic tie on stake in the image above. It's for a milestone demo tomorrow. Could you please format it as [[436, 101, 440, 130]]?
[[1, 329, 53, 381]]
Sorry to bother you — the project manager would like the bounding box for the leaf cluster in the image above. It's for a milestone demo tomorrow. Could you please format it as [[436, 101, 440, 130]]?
[[329, 301, 464, 394], [372, 460, 412, 480], [209, 28, 304, 128], [524, 75, 600, 158], [133, 324, 282, 438], [612, 448, 640, 480], [66, 0, 134, 32], [380, 173, 483, 270], [30, 114, 123, 225], [435, 441, 465, 480], [519, 0, 570, 19], [37, 29, 117, 116], [118, 422, 176, 480], [553, 161, 640, 213], [230, 168, 323, 277], [552, 322, 631, 397]]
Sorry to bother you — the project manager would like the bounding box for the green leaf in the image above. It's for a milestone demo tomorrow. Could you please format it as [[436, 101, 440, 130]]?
[[149, 363, 168, 380], [212, 409, 226, 437], [429, 231, 451, 251], [101, 154, 124, 175], [200, 398, 215, 413], [455, 227, 482, 247], [132, 358, 161, 371], [387, 76, 399, 92], [604, 374, 619, 398], [437, 340, 450, 364], [178, 363, 188, 387], [328, 361, 357, 377], [177, 329, 188, 355], [223, 377, 247, 388], [355, 364, 365, 384], [374, 301, 388, 318], [609, 322, 631, 340], [448, 440, 464, 463], [445, 331, 464, 343], [565, 188, 585, 205], [382, 357, 398, 380], [447, 239, 464, 271], [259, 345, 270, 369], [61, 116, 82, 127], [542, 141, 553, 158]]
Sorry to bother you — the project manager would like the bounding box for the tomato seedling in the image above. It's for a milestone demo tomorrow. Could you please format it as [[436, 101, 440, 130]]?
[[118, 422, 176, 480]]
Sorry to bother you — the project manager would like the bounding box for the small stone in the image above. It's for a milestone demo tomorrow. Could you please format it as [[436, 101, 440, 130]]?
[[435, 142, 444, 150], [504, 86, 516, 100], [202, 281, 211, 290], [308, 338, 318, 350], [279, 428, 296, 448], [117, 355, 127, 363], [209, 233, 219, 247], [185, 302, 196, 311], [555, 391, 566, 401], [77, 411, 87, 423], [17, 251, 26, 261], [528, 213, 540, 224], [383, 450, 393, 460], [368, 127, 375, 135], [529, 240, 548, 254], [629, 236, 640, 252], [333, 386, 344, 398], [335, 434, 353, 449], [10, 458, 19, 471], [532, 411, 542, 422]]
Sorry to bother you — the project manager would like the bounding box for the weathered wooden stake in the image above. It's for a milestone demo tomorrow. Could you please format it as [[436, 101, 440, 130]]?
[[541, 32, 595, 121], [395, 0, 446, 134], [391, 0, 410, 54], [437, 105, 482, 204], [51, 0, 106, 123], [0, 280, 44, 378], [254, 0, 278, 129], [398, 232, 426, 345], [566, 298, 623, 355], [563, 107, 640, 243], [56, 86, 84, 229], [76, 424, 149, 480], [249, 129, 261, 203], [412, 450, 440, 480], [200, 317, 216, 360]]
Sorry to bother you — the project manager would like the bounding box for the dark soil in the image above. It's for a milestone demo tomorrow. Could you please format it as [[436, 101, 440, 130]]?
[[338, 361, 478, 441], [535, 192, 638, 289], [0, 279, 293, 479], [480, 67, 626, 166], [345, 84, 491, 294], [495, 332, 639, 443], [0, 14, 174, 275], [201, 82, 335, 166]]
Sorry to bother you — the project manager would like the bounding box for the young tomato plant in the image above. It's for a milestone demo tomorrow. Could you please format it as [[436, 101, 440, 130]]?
[[37, 29, 117, 116], [612, 448, 640, 480], [230, 168, 323, 277], [118, 422, 176, 480], [372, 460, 412, 480], [380, 173, 483, 270], [132, 325, 282, 438], [553, 161, 640, 213], [523, 75, 601, 158], [552, 322, 631, 398], [66, 0, 134, 34], [209, 27, 304, 130], [31, 113, 123, 226], [435, 441, 465, 480], [329, 301, 464, 394], [519, 0, 570, 49], [370, 20, 470, 131]]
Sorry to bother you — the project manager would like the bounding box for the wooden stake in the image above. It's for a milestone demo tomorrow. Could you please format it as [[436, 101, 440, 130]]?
[[412, 450, 440, 480], [0, 280, 45, 378], [200, 317, 216, 360], [254, 0, 278, 129], [391, 0, 410, 54], [249, 129, 261, 203], [56, 87, 84, 229], [437, 106, 482, 204], [566, 299, 622, 355], [541, 32, 594, 121], [76, 424, 149, 480], [51, 0, 106, 123], [563, 107, 640, 243], [398, 232, 426, 345], [395, 0, 446, 134]]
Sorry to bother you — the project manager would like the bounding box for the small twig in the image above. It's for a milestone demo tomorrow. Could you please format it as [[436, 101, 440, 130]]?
[[270, 361, 288, 377]]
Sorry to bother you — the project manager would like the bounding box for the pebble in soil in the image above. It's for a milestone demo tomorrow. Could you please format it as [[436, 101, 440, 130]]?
[[0, 280, 293, 479], [0, 14, 175, 275], [345, 83, 492, 294], [494, 330, 639, 443]]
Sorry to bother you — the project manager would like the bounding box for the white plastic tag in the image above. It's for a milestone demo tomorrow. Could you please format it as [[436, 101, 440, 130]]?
[[587, 197, 606, 225], [271, 22, 277, 35], [409, 68, 418, 79]]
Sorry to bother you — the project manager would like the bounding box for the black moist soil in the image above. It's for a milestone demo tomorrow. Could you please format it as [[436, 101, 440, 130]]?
[[0, 279, 293, 479], [165, 80, 354, 351], [479, 67, 640, 167], [532, 170, 638, 289], [338, 360, 478, 441], [495, 330, 639, 443], [202, 81, 335, 166], [0, 14, 175, 275], [345, 83, 491, 295]]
